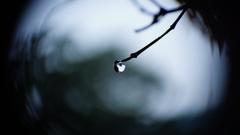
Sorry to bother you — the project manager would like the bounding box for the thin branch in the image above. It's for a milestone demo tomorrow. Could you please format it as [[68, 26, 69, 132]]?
[[120, 7, 188, 63], [134, 0, 187, 32], [135, 21, 158, 32], [167, 5, 188, 13], [131, 0, 155, 16]]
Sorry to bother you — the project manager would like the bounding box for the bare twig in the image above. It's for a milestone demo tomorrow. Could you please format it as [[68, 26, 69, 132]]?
[[131, 0, 155, 15], [119, 6, 188, 63], [133, 0, 187, 32]]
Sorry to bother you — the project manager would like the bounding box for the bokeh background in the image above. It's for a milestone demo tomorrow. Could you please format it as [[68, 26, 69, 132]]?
[[3, 0, 237, 135]]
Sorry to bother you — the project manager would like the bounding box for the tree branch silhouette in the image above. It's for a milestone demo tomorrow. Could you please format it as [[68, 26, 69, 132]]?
[[115, 2, 188, 67], [132, 0, 188, 32]]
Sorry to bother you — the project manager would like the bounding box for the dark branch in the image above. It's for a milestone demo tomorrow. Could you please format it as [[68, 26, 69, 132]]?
[[135, 21, 157, 33], [131, 0, 155, 16], [120, 7, 188, 63], [134, 0, 187, 32]]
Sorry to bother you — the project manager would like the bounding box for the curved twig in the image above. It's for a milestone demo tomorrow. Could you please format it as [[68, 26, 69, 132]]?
[[119, 6, 188, 63]]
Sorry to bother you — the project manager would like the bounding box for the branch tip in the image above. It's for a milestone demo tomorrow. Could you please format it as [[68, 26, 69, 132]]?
[[117, 3, 189, 63]]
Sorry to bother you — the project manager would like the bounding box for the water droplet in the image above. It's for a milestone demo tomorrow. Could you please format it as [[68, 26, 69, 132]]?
[[114, 60, 126, 73]]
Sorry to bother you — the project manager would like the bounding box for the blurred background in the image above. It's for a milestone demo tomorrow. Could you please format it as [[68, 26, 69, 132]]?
[[3, 0, 237, 135]]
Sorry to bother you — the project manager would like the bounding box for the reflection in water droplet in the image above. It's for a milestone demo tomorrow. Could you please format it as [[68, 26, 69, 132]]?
[[114, 60, 126, 73]]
